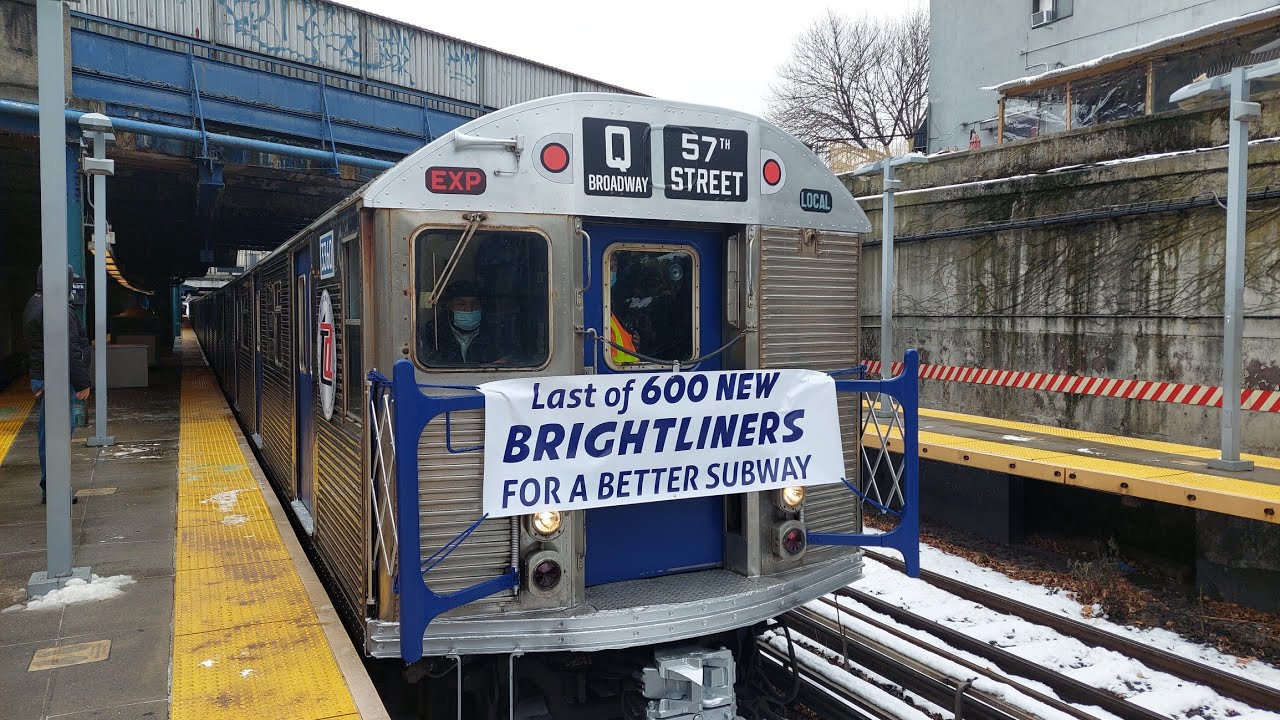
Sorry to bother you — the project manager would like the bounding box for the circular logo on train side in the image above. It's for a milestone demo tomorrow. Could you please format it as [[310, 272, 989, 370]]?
[[317, 290, 336, 421]]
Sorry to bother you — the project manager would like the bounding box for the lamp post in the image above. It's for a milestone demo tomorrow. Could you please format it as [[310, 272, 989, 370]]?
[[81, 113, 116, 448], [853, 153, 929, 417], [1170, 60, 1280, 472]]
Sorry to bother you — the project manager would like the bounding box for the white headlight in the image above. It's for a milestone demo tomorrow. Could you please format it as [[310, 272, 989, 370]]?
[[530, 510, 562, 538], [778, 486, 805, 510]]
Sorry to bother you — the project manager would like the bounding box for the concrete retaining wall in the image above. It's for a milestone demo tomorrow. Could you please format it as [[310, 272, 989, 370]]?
[[849, 97, 1280, 455]]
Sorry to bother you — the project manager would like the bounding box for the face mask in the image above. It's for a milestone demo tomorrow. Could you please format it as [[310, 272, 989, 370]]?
[[453, 309, 481, 331]]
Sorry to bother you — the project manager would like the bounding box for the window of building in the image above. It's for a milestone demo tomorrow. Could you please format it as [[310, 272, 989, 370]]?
[[604, 246, 698, 370], [342, 235, 362, 421], [413, 228, 550, 370], [1032, 0, 1072, 26]]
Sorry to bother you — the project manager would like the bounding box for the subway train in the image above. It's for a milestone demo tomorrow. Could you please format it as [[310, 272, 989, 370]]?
[[191, 93, 919, 719]]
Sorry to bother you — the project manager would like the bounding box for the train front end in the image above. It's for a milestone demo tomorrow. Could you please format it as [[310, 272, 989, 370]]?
[[357, 93, 920, 715]]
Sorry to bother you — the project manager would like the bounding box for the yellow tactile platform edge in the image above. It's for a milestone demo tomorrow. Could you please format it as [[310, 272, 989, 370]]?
[[864, 418, 1280, 523], [174, 335, 359, 720], [0, 376, 35, 464], [920, 407, 1280, 470]]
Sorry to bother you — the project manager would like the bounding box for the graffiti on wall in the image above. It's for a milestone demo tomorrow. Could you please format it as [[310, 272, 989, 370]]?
[[218, 0, 361, 72]]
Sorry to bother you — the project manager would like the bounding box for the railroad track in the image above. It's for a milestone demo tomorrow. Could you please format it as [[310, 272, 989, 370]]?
[[861, 549, 1280, 712], [782, 603, 1160, 720]]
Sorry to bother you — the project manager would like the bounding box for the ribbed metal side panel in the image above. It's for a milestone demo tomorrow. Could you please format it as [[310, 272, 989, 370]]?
[[235, 283, 255, 428], [78, 0, 209, 39], [213, 0, 363, 75], [364, 16, 482, 104], [759, 227, 862, 536], [220, 297, 234, 393], [417, 410, 516, 600], [480, 51, 575, 109], [259, 258, 294, 495], [312, 239, 365, 618]]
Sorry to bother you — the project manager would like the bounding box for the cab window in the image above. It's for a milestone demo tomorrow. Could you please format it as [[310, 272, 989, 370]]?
[[605, 246, 697, 370], [414, 229, 550, 369]]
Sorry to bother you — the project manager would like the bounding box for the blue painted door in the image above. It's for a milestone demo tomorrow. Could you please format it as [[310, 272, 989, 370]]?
[[582, 223, 724, 586], [295, 249, 314, 511]]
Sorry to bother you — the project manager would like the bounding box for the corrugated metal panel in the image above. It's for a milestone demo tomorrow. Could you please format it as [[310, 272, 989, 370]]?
[[221, 296, 235, 393], [236, 283, 256, 430], [480, 50, 575, 109], [259, 258, 294, 494], [417, 410, 516, 600], [759, 227, 862, 536], [214, 0, 363, 75], [78, 0, 209, 39], [364, 15, 482, 104]]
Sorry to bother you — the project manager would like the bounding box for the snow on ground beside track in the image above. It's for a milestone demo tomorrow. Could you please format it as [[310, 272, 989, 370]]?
[[854, 545, 1280, 719], [805, 599, 1119, 720], [18, 575, 135, 611], [762, 630, 934, 720]]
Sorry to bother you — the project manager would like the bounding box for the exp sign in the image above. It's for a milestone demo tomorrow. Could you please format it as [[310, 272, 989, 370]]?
[[426, 166, 487, 195], [479, 370, 844, 517]]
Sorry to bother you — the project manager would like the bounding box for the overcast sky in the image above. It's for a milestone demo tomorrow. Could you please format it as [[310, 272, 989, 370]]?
[[338, 0, 924, 116]]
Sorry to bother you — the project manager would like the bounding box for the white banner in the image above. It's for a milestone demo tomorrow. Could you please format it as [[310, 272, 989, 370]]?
[[479, 370, 844, 517]]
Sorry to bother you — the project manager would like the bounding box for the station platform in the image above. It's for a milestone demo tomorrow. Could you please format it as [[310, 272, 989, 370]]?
[[0, 333, 387, 720], [865, 406, 1280, 523]]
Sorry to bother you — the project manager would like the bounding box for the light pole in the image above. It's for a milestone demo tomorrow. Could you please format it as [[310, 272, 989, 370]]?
[[81, 113, 116, 448], [853, 153, 929, 416], [29, 0, 91, 598], [1170, 59, 1280, 472]]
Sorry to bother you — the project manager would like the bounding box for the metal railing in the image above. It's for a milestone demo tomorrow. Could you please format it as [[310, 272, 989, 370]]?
[[376, 350, 921, 663], [381, 362, 518, 664], [808, 350, 921, 576]]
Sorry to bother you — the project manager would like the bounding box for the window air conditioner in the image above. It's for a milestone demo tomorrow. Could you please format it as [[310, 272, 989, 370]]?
[[1032, 9, 1057, 26]]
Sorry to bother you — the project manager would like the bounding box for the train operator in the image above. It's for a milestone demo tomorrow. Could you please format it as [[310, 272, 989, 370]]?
[[420, 281, 498, 366]]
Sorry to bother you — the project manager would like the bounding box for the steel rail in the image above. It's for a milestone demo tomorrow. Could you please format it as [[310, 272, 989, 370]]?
[[756, 641, 890, 720], [787, 608, 1037, 720], [828, 592, 1166, 720], [863, 549, 1280, 711]]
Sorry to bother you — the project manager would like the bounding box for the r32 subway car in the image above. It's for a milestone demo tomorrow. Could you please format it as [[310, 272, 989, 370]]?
[[192, 94, 916, 719]]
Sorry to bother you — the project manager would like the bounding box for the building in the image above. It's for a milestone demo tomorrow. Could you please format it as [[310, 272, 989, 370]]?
[[927, 0, 1280, 152]]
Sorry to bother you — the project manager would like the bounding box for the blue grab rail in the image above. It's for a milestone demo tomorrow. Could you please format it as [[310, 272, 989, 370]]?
[[807, 349, 922, 577], [386, 360, 518, 664]]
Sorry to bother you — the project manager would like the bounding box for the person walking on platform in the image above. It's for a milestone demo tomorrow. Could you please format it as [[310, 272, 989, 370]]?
[[23, 265, 90, 505]]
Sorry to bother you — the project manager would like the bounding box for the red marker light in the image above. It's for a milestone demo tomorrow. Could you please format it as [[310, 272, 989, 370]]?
[[762, 158, 783, 186], [540, 143, 569, 173], [532, 559, 562, 590], [782, 528, 805, 556]]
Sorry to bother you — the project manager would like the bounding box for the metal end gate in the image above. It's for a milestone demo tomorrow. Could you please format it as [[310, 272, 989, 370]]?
[[370, 350, 921, 664]]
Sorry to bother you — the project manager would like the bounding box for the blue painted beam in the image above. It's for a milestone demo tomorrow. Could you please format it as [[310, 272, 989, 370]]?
[[0, 99, 395, 171], [69, 27, 474, 159]]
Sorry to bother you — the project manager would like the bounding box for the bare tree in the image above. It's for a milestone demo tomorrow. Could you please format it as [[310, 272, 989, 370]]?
[[768, 8, 929, 159]]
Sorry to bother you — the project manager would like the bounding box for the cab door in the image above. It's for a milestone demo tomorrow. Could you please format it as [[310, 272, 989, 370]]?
[[582, 223, 724, 586]]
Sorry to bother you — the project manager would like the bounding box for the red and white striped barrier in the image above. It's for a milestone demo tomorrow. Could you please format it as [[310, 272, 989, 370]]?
[[862, 360, 1280, 414]]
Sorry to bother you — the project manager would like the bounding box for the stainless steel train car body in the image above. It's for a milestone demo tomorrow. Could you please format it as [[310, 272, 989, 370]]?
[[193, 93, 873, 662]]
